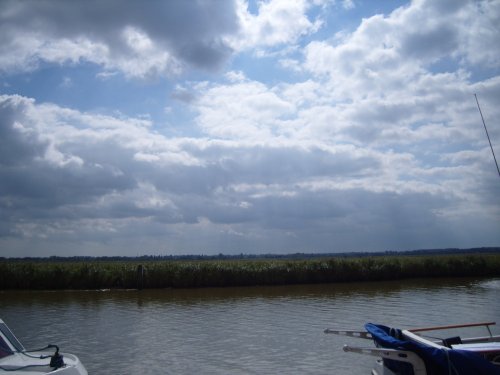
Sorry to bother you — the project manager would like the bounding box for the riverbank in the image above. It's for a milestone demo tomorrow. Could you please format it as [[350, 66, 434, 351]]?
[[1, 252, 499, 289]]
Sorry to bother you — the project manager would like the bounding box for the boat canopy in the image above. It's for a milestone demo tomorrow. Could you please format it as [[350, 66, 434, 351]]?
[[365, 323, 500, 375]]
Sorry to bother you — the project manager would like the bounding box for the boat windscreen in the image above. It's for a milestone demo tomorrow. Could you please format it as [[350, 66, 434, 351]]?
[[0, 336, 14, 359], [0, 323, 24, 352]]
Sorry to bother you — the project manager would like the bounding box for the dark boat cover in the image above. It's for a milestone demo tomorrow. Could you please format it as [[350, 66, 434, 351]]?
[[365, 323, 500, 375]]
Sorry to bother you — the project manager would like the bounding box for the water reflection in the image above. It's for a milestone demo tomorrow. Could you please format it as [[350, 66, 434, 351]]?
[[1, 277, 499, 374]]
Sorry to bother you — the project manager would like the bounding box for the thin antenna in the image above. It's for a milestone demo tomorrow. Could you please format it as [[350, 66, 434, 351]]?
[[474, 93, 500, 177]]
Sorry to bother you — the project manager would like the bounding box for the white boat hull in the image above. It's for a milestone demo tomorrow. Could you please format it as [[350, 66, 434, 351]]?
[[0, 319, 87, 375]]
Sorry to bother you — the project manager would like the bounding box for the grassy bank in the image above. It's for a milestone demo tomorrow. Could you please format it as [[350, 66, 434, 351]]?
[[1, 253, 499, 290]]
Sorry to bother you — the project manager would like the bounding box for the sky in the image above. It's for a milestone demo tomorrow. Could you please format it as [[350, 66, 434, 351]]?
[[0, 0, 499, 257]]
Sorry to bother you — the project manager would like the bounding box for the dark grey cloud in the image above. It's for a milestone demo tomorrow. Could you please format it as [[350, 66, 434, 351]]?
[[427, 0, 469, 14], [2, 92, 498, 256], [0, 0, 239, 73], [194, 144, 378, 181], [400, 24, 459, 62], [138, 143, 378, 200], [0, 96, 137, 225], [0, 97, 48, 166], [1, 0, 500, 257], [0, 93, 391, 252]]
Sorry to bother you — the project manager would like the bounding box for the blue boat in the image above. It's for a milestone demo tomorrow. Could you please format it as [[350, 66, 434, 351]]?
[[325, 322, 500, 374]]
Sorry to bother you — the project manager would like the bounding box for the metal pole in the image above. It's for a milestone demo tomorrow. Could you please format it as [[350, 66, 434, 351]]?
[[474, 93, 500, 177]]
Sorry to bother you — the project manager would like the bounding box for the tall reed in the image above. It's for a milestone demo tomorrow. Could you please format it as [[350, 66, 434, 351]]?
[[1, 253, 499, 290]]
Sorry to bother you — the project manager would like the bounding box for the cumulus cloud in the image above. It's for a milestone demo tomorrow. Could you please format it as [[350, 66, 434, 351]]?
[[0, 0, 239, 78], [1, 86, 498, 256], [195, 80, 295, 139], [229, 0, 324, 51], [299, 0, 500, 150], [304, 0, 500, 78], [1, 0, 499, 256]]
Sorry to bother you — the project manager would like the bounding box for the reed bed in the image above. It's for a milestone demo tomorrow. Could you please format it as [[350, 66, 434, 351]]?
[[1, 253, 499, 290]]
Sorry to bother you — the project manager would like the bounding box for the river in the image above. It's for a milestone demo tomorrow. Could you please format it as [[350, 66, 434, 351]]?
[[1, 277, 499, 374]]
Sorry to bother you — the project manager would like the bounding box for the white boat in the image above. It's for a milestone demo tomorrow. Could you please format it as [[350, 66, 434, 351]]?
[[325, 321, 500, 375], [0, 319, 87, 375]]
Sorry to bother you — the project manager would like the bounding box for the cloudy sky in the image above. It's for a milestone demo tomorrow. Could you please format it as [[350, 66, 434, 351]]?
[[1, 0, 499, 257]]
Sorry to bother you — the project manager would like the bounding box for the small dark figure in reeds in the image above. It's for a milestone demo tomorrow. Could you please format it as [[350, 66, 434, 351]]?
[[136, 264, 146, 290]]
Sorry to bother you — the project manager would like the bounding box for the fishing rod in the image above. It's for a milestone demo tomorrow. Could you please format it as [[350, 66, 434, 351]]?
[[474, 93, 500, 177]]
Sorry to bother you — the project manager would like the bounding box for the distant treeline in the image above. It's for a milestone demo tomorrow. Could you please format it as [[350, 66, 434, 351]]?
[[2, 247, 499, 263], [1, 252, 499, 290]]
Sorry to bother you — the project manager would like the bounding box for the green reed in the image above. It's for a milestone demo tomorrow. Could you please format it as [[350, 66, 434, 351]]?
[[1, 253, 499, 290]]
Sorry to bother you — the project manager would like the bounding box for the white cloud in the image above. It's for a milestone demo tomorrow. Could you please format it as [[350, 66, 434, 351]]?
[[0, 0, 239, 78], [342, 0, 355, 10], [298, 0, 500, 154], [229, 0, 324, 51], [304, 0, 500, 82], [0, 30, 180, 80], [195, 80, 295, 139], [0, 32, 110, 73], [1, 90, 499, 255], [1, 0, 500, 256], [225, 70, 247, 83]]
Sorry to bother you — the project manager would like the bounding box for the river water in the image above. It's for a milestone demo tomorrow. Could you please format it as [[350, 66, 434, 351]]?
[[1, 277, 499, 374]]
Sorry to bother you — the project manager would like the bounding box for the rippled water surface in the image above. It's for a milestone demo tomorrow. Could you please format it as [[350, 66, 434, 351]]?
[[1, 278, 499, 374]]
